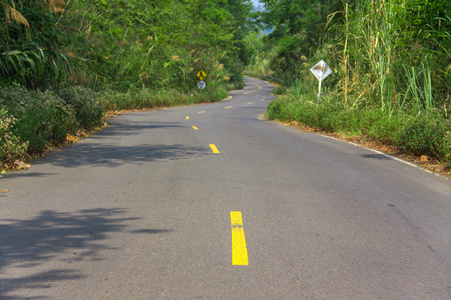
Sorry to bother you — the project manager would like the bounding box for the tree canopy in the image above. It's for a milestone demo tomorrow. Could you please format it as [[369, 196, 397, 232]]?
[[0, 0, 255, 91]]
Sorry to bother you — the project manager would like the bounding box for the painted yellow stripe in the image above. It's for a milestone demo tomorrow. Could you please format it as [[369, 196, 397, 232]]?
[[224, 106, 232, 109], [248, 102, 254, 104], [198, 111, 205, 114], [209, 144, 220, 153], [244, 84, 262, 95], [192, 126, 198, 130], [186, 116, 189, 119], [230, 211, 248, 265]]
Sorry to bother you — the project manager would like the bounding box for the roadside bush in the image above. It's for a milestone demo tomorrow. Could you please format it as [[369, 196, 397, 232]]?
[[102, 87, 228, 111], [272, 85, 286, 95], [57, 86, 104, 129], [366, 112, 408, 146], [396, 111, 451, 160], [0, 109, 28, 167], [0, 87, 77, 154]]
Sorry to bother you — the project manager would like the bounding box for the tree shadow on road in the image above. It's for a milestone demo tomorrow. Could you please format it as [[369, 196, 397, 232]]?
[[41, 143, 208, 169], [96, 120, 186, 138], [0, 208, 171, 299]]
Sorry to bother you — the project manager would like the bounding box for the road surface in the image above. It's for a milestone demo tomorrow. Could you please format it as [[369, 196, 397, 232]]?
[[1, 77, 450, 299]]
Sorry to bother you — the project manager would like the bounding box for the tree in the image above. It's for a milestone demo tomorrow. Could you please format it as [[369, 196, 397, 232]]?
[[259, 0, 342, 81]]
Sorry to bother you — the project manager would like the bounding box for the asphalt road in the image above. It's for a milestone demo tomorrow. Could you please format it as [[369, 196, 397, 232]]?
[[1, 76, 451, 299]]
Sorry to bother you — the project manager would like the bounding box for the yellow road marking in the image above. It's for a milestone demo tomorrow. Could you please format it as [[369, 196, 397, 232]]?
[[230, 211, 248, 265], [244, 84, 262, 95], [261, 99, 265, 101], [198, 111, 205, 114], [248, 102, 253, 104], [209, 144, 220, 153], [225, 106, 232, 109], [192, 126, 198, 130], [186, 116, 189, 119]]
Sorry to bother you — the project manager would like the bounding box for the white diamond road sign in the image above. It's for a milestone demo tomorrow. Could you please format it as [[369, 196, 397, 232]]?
[[310, 60, 332, 81]]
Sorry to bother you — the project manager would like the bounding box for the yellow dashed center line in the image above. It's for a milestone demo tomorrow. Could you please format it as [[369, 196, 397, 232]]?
[[248, 102, 254, 104], [209, 144, 220, 153], [198, 111, 206, 114], [244, 84, 262, 95], [192, 126, 198, 130], [224, 106, 232, 109], [230, 211, 248, 265]]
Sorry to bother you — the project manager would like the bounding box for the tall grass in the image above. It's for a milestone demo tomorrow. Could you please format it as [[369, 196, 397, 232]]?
[[245, 53, 273, 77]]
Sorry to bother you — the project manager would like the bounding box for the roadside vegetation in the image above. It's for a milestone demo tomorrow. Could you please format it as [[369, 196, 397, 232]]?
[[247, 0, 451, 171], [0, 0, 253, 171]]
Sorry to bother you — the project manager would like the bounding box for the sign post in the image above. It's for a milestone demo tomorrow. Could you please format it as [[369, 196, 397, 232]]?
[[310, 60, 332, 104], [196, 70, 207, 90]]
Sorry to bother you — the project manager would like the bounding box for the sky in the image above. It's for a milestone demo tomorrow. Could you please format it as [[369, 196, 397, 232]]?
[[251, 0, 261, 8]]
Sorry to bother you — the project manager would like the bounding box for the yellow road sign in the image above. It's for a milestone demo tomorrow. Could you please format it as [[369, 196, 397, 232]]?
[[196, 70, 207, 80]]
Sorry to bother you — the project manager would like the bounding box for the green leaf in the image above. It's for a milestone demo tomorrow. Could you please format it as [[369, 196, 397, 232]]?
[[1, 50, 24, 56]]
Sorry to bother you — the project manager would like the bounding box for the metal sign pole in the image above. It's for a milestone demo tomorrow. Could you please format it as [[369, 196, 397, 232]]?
[[310, 60, 332, 105], [317, 76, 322, 105]]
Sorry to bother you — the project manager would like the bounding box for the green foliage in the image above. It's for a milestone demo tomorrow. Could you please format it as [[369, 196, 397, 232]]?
[[56, 86, 104, 129], [257, 0, 342, 80], [0, 0, 70, 89], [102, 87, 228, 111], [0, 86, 77, 153], [61, 0, 253, 91], [397, 111, 451, 159], [0, 108, 28, 167]]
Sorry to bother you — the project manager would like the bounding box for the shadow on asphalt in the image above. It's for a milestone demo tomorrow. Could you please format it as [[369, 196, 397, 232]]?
[[97, 120, 185, 137], [360, 154, 392, 160], [24, 118, 209, 169], [0, 208, 171, 299], [44, 143, 208, 168]]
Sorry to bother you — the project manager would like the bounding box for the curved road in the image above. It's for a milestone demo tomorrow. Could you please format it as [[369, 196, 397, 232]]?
[[1, 77, 450, 299]]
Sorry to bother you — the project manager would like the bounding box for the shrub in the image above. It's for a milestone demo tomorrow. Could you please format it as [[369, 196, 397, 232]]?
[[56, 86, 104, 129], [272, 85, 286, 95], [101, 87, 228, 111], [396, 111, 451, 160], [0, 86, 77, 154], [0, 108, 28, 168]]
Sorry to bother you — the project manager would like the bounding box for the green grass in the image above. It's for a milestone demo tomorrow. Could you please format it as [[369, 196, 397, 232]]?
[[101, 87, 228, 111]]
